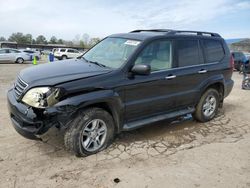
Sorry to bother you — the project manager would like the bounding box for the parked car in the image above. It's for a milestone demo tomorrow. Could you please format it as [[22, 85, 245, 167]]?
[[7, 29, 234, 156], [231, 51, 248, 71], [244, 52, 250, 60], [0, 48, 30, 63], [41, 49, 52, 55], [53, 48, 83, 60], [20, 49, 41, 60]]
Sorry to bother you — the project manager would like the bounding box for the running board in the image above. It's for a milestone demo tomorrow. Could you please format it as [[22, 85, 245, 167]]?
[[123, 107, 195, 131]]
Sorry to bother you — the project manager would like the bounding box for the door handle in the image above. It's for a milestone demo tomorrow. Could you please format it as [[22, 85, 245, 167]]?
[[198, 69, 207, 74], [165, 75, 176, 80]]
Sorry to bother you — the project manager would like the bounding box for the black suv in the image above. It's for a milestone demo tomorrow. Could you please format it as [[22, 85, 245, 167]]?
[[7, 29, 234, 156]]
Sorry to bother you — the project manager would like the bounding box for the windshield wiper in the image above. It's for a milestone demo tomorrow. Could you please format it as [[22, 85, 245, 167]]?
[[83, 57, 109, 68], [89, 60, 108, 68]]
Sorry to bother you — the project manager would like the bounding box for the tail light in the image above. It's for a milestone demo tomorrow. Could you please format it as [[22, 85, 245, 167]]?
[[230, 54, 234, 70]]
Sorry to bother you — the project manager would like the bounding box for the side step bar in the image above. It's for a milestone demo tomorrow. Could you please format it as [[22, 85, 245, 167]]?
[[123, 107, 195, 131]]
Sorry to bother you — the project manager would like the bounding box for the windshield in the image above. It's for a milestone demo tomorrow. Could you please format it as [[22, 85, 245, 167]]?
[[83, 37, 141, 69]]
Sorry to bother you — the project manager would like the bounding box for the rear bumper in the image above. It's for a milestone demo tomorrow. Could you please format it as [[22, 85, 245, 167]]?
[[224, 79, 234, 98]]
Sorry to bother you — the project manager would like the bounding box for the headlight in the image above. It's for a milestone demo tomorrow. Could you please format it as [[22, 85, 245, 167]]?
[[22, 87, 61, 108]]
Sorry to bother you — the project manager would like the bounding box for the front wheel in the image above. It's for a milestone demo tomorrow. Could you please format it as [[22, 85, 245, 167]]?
[[193, 88, 220, 122], [64, 108, 115, 157]]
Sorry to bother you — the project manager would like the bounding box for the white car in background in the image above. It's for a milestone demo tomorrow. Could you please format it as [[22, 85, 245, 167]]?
[[53, 48, 83, 60], [0, 48, 30, 63], [20, 49, 41, 60]]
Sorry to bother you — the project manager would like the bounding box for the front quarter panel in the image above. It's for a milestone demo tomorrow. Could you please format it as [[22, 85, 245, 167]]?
[[53, 89, 124, 132]]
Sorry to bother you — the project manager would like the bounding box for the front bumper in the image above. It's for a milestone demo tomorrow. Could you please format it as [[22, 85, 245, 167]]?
[[7, 89, 59, 140]]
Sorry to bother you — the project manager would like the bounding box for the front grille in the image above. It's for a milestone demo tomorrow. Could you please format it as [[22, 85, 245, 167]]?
[[14, 76, 28, 99]]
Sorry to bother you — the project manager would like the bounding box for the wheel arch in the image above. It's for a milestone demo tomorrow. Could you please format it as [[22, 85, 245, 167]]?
[[15, 57, 24, 62], [199, 81, 225, 108], [56, 90, 124, 133], [81, 102, 121, 133]]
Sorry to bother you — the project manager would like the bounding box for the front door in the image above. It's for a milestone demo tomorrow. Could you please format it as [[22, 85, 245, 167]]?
[[124, 39, 179, 123], [0, 49, 9, 62]]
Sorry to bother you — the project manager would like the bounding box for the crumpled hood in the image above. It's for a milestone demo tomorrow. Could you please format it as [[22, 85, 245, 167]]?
[[19, 59, 111, 86]]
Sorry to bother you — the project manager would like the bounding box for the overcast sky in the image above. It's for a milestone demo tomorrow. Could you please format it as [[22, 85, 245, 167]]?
[[0, 0, 250, 40]]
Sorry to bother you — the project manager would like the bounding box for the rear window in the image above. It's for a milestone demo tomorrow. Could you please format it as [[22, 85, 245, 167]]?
[[203, 40, 224, 63], [67, 49, 74, 53], [177, 39, 200, 67]]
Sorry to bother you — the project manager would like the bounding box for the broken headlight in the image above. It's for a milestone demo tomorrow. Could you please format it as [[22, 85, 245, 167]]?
[[22, 87, 61, 108]]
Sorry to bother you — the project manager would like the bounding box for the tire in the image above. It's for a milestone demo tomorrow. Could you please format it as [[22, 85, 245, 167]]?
[[16, 57, 24, 64], [193, 88, 220, 122], [62, 55, 67, 60], [64, 108, 115, 157]]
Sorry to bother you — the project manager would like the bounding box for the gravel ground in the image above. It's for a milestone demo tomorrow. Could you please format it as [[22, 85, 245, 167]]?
[[0, 61, 249, 188]]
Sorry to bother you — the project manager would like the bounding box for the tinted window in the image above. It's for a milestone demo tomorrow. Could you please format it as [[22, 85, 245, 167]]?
[[10, 49, 20, 53], [177, 39, 200, 67], [203, 40, 224, 63], [135, 40, 172, 72], [0, 49, 7, 54], [23, 50, 34, 53], [60, 49, 66, 52], [67, 49, 74, 53]]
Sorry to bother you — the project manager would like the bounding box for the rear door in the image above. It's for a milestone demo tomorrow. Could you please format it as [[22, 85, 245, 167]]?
[[172, 38, 208, 108]]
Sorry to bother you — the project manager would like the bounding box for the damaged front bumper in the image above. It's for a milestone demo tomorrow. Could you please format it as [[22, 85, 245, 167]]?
[[7, 88, 76, 140]]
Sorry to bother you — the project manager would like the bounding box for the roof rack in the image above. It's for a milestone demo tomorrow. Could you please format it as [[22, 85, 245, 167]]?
[[168, 30, 221, 37], [130, 29, 173, 33], [130, 29, 221, 37]]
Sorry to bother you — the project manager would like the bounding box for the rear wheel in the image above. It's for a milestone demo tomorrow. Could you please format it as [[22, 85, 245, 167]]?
[[16, 58, 24, 64], [64, 108, 115, 157], [62, 55, 67, 60], [193, 88, 220, 122]]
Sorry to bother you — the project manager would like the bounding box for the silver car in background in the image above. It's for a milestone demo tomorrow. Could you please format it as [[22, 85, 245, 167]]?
[[0, 48, 30, 63], [20, 49, 41, 60]]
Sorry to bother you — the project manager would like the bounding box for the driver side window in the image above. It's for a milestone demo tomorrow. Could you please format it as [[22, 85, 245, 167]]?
[[135, 40, 172, 72]]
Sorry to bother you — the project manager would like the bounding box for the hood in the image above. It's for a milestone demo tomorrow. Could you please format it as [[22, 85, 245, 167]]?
[[19, 59, 111, 86]]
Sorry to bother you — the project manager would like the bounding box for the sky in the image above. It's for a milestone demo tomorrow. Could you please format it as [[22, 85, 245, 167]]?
[[0, 0, 250, 40]]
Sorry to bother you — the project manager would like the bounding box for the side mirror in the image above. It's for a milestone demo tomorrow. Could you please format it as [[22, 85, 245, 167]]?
[[131, 64, 151, 75]]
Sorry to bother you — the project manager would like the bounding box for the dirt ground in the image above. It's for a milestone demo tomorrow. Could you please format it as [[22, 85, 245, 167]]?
[[0, 60, 250, 188]]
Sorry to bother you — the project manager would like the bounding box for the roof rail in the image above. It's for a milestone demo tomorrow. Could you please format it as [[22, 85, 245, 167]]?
[[130, 29, 221, 37], [168, 30, 221, 37], [130, 29, 173, 33]]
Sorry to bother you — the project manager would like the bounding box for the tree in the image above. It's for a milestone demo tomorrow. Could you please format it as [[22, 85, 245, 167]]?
[[57, 39, 64, 44], [49, 36, 57, 44], [0, 36, 6, 41], [73, 34, 80, 45], [36, 35, 47, 44], [88, 37, 101, 47], [8, 32, 27, 43], [8, 33, 33, 43], [82, 33, 90, 45], [25, 34, 33, 44], [79, 40, 85, 48]]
